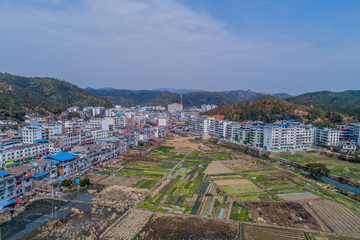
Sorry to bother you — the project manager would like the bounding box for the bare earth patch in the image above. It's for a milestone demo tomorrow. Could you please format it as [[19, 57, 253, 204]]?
[[222, 159, 265, 172], [135, 212, 239, 240], [92, 186, 148, 211], [204, 161, 234, 175], [214, 178, 252, 187], [98, 175, 143, 187], [86, 174, 108, 184], [279, 192, 320, 201]]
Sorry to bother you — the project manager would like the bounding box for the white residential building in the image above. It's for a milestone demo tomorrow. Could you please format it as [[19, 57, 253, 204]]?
[[350, 123, 360, 146], [168, 103, 183, 112], [42, 124, 62, 140], [87, 118, 110, 131], [315, 128, 340, 148], [22, 126, 42, 143], [263, 125, 314, 151], [201, 104, 217, 112]]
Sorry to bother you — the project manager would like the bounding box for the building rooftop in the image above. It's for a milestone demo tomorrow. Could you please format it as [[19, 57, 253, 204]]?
[[0, 171, 11, 177], [45, 152, 77, 162]]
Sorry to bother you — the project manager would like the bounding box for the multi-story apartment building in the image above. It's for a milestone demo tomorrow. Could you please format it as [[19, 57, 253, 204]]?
[[187, 118, 209, 135], [0, 171, 33, 204], [168, 103, 183, 113], [349, 123, 360, 146], [263, 125, 314, 151], [225, 122, 241, 141], [201, 104, 217, 112], [0, 142, 51, 167], [114, 114, 127, 127], [249, 127, 264, 147], [238, 127, 251, 144], [315, 128, 340, 148], [22, 126, 42, 143], [41, 123, 62, 140], [87, 118, 109, 131]]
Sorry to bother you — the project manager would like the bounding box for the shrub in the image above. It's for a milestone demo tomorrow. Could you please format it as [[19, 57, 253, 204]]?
[[80, 177, 90, 187], [61, 179, 72, 187]]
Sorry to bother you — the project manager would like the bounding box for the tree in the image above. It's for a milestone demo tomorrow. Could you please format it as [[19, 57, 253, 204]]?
[[94, 114, 103, 118], [67, 112, 80, 120], [138, 140, 144, 147], [80, 177, 90, 187], [61, 179, 72, 187], [306, 163, 330, 178]]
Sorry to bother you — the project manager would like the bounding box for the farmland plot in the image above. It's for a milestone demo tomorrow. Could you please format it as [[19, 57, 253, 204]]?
[[135, 212, 239, 240], [101, 209, 153, 240], [242, 169, 306, 195], [242, 224, 307, 240], [213, 176, 274, 201], [243, 202, 322, 230], [116, 161, 176, 179], [308, 199, 360, 236]]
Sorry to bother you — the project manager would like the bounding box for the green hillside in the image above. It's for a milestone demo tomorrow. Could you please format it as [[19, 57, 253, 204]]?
[[88, 88, 238, 107], [206, 96, 347, 124], [286, 90, 360, 120], [0, 73, 112, 121]]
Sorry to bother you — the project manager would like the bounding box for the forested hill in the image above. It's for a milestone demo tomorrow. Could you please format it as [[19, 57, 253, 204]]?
[[205, 96, 348, 124], [286, 90, 360, 120], [87, 88, 239, 107], [0, 73, 112, 121], [88, 88, 291, 107]]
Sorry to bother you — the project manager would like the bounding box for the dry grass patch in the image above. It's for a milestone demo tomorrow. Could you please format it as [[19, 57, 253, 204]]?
[[92, 186, 148, 211], [98, 175, 143, 187], [101, 209, 153, 240], [204, 161, 234, 175]]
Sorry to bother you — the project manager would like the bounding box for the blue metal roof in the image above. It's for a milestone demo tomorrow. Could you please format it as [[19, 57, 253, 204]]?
[[33, 172, 49, 178], [49, 161, 61, 165], [0, 171, 11, 177], [45, 152, 76, 162], [1, 141, 21, 146], [0, 199, 17, 209], [115, 114, 124, 116], [34, 139, 48, 143], [278, 125, 288, 128]]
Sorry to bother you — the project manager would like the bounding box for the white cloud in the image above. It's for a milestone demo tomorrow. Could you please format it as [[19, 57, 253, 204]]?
[[0, 0, 359, 94]]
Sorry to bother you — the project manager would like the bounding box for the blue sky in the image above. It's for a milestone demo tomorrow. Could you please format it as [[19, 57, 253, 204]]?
[[0, 0, 359, 95]]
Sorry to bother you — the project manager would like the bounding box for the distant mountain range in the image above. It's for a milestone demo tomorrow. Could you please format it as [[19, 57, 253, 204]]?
[[1, 73, 359, 123], [88, 88, 292, 107], [0, 73, 112, 121]]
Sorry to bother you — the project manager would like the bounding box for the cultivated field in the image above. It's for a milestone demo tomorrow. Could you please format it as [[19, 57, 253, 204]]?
[[281, 153, 360, 184], [242, 224, 307, 240], [116, 161, 177, 179], [242, 169, 306, 195], [101, 209, 153, 240], [213, 175, 274, 201], [243, 201, 322, 230], [308, 199, 360, 236], [135, 212, 239, 239]]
